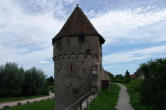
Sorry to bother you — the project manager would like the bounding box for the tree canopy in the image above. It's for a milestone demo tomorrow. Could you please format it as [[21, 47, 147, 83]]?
[[0, 62, 48, 97]]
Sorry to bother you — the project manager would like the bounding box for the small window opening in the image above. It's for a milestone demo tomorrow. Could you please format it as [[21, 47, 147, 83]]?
[[79, 35, 85, 43], [70, 65, 73, 72]]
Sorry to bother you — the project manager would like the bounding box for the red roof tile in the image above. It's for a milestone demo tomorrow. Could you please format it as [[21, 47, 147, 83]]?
[[52, 6, 105, 44]]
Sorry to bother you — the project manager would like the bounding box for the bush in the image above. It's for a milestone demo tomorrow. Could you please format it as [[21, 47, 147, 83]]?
[[126, 79, 155, 110], [138, 58, 166, 110]]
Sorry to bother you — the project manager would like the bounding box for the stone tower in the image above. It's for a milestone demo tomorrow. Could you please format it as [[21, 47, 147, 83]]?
[[52, 5, 105, 110]]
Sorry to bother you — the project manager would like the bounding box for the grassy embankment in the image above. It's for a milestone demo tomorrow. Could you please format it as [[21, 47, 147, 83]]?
[[2, 99, 54, 110], [88, 83, 120, 110], [0, 95, 47, 104], [125, 79, 155, 110]]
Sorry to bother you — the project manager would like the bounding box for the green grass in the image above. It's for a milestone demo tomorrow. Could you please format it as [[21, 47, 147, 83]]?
[[2, 99, 54, 110], [0, 95, 47, 104], [125, 79, 155, 110], [88, 84, 120, 110]]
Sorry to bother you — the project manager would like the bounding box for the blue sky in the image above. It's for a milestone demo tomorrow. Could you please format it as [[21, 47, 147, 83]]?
[[0, 0, 166, 77]]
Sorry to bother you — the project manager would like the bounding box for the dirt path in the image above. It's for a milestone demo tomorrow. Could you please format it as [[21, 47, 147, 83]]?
[[0, 92, 54, 109], [116, 83, 134, 110]]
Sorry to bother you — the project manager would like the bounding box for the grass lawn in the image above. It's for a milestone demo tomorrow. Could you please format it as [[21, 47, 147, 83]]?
[[125, 79, 155, 110], [0, 95, 48, 104], [2, 99, 54, 110], [88, 83, 120, 110]]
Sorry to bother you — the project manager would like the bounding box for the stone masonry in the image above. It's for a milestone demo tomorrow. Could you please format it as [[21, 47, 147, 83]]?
[[52, 5, 105, 110]]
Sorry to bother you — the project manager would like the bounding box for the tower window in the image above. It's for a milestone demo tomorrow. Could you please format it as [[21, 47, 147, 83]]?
[[79, 35, 85, 43], [70, 65, 73, 72]]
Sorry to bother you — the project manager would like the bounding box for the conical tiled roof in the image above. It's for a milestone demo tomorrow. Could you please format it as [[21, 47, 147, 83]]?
[[52, 5, 105, 44]]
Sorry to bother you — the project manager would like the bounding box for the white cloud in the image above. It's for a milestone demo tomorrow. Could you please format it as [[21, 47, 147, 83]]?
[[0, 0, 65, 76], [40, 60, 50, 64], [91, 8, 166, 44], [103, 45, 166, 64], [1, 0, 166, 76], [64, 0, 75, 4]]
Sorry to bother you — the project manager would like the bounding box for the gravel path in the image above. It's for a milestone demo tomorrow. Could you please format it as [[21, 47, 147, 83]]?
[[0, 92, 54, 109], [116, 83, 134, 110]]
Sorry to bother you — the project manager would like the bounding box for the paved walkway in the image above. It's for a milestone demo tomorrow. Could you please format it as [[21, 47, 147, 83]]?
[[0, 92, 54, 109], [116, 83, 134, 110]]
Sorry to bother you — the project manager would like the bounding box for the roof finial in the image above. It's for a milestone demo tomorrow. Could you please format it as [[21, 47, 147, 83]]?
[[76, 4, 79, 7]]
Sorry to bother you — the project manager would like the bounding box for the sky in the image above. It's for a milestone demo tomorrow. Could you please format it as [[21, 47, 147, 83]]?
[[0, 0, 166, 77]]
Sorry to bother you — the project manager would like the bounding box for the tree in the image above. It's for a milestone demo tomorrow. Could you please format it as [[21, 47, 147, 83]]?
[[115, 74, 123, 79], [0, 62, 49, 97], [47, 76, 54, 92], [0, 63, 24, 97], [125, 70, 130, 83], [125, 70, 130, 78], [22, 67, 48, 96], [47, 76, 54, 86]]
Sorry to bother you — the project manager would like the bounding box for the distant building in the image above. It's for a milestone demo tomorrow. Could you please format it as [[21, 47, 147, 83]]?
[[52, 5, 105, 110], [130, 74, 136, 79], [101, 70, 112, 89]]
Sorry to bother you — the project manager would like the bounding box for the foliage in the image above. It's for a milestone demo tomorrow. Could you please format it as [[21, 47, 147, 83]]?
[[0, 63, 24, 97], [138, 58, 166, 110], [47, 76, 54, 86], [22, 67, 48, 96], [111, 72, 131, 83], [125, 70, 130, 83], [46, 76, 54, 92], [111, 74, 125, 83], [125, 79, 155, 110], [88, 84, 120, 110], [2, 99, 54, 110], [48, 86, 54, 92], [0, 62, 48, 97]]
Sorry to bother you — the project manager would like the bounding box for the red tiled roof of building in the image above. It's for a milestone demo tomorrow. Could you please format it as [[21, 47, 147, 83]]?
[[130, 74, 136, 78], [52, 5, 105, 44]]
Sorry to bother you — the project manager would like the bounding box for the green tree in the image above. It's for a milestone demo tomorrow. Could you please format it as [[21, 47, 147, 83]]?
[[125, 70, 130, 83], [0, 62, 49, 97], [22, 67, 48, 96], [0, 63, 24, 97], [47, 76, 54, 86]]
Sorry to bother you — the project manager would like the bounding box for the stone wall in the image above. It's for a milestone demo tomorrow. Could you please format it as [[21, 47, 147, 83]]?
[[53, 35, 102, 110]]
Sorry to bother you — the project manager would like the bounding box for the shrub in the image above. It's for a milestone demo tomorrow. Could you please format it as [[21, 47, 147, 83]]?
[[138, 58, 166, 110]]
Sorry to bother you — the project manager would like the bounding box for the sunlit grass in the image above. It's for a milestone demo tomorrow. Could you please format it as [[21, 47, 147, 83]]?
[[125, 80, 155, 110], [88, 83, 120, 110]]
